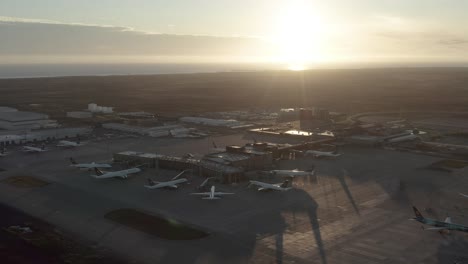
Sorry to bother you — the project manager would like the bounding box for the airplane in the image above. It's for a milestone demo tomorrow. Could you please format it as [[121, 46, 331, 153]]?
[[410, 206, 468, 233], [248, 180, 292, 191], [266, 168, 315, 177], [305, 149, 341, 158], [144, 169, 190, 189], [460, 193, 468, 198], [69, 157, 112, 170], [91, 167, 141, 179], [0, 147, 7, 157], [57, 138, 83, 148], [190, 185, 234, 200], [183, 153, 195, 159], [22, 144, 47, 153]]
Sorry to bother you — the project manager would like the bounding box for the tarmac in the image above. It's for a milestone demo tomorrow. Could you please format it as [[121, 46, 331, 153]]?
[[1, 132, 468, 264]]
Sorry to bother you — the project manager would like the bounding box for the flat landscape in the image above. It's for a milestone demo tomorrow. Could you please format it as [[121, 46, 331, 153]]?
[[2, 68, 468, 116], [1, 133, 468, 264]]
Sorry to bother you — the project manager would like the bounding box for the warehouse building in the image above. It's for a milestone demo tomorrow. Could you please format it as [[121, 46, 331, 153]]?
[[0, 107, 18, 113], [180, 116, 243, 128], [0, 127, 91, 145], [0, 111, 57, 130]]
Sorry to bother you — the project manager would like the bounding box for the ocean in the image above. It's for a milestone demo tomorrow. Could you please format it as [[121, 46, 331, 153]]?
[[0, 63, 282, 79]]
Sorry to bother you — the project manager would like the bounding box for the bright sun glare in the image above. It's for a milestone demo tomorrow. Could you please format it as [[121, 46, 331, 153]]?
[[272, 1, 325, 70]]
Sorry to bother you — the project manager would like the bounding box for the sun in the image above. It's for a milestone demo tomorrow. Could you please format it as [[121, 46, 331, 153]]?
[[271, 1, 326, 70]]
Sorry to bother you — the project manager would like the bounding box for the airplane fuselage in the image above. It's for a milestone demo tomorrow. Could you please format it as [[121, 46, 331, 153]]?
[[145, 178, 188, 189], [94, 168, 141, 179], [270, 170, 313, 177], [305, 150, 340, 157], [72, 163, 111, 169], [415, 217, 468, 232], [23, 146, 46, 152]]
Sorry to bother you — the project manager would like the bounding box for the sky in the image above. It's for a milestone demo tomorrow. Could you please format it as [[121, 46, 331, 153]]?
[[1, 0, 468, 68]]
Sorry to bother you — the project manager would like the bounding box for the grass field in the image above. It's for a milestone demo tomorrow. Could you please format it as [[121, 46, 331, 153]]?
[[2, 68, 468, 117]]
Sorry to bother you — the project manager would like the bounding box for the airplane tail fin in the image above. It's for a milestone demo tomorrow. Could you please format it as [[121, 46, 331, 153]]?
[[69, 157, 77, 164], [147, 178, 156, 186], [412, 206, 424, 219], [94, 167, 104, 176], [306, 165, 315, 173], [280, 180, 290, 188]]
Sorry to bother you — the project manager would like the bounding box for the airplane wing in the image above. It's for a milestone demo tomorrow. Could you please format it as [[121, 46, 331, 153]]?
[[213, 192, 234, 195], [190, 192, 210, 195], [460, 193, 468, 198], [172, 170, 188, 180], [145, 183, 178, 189], [423, 227, 446, 231], [91, 173, 121, 179]]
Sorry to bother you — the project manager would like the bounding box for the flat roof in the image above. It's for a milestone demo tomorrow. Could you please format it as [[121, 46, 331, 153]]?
[[0, 111, 48, 122], [0, 107, 18, 112], [204, 152, 251, 162]]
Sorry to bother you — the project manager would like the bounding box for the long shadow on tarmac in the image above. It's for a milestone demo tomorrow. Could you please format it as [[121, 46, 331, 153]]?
[[437, 234, 468, 264], [156, 188, 327, 264], [285, 189, 328, 264], [338, 169, 360, 216]]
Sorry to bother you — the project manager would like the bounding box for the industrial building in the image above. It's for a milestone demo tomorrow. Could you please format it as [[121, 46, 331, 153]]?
[[0, 106, 18, 113], [180, 116, 244, 128], [0, 111, 57, 130], [299, 108, 331, 130], [0, 127, 91, 145], [67, 111, 93, 119], [102, 123, 187, 137]]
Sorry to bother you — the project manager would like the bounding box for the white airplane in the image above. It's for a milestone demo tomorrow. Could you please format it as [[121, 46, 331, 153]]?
[[305, 150, 341, 158], [267, 168, 315, 177], [190, 185, 234, 200], [91, 167, 141, 179], [144, 170, 190, 189], [22, 144, 47, 153], [57, 139, 83, 148], [69, 157, 112, 170], [0, 147, 7, 157], [460, 193, 468, 198], [248, 180, 292, 191]]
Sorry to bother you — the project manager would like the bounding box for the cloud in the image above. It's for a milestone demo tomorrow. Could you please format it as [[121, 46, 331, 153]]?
[[0, 16, 274, 62]]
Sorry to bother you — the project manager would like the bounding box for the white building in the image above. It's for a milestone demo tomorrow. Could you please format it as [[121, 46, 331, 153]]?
[[88, 103, 113, 113], [103, 123, 186, 137], [0, 111, 57, 130], [67, 111, 93, 119], [179, 117, 242, 128]]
